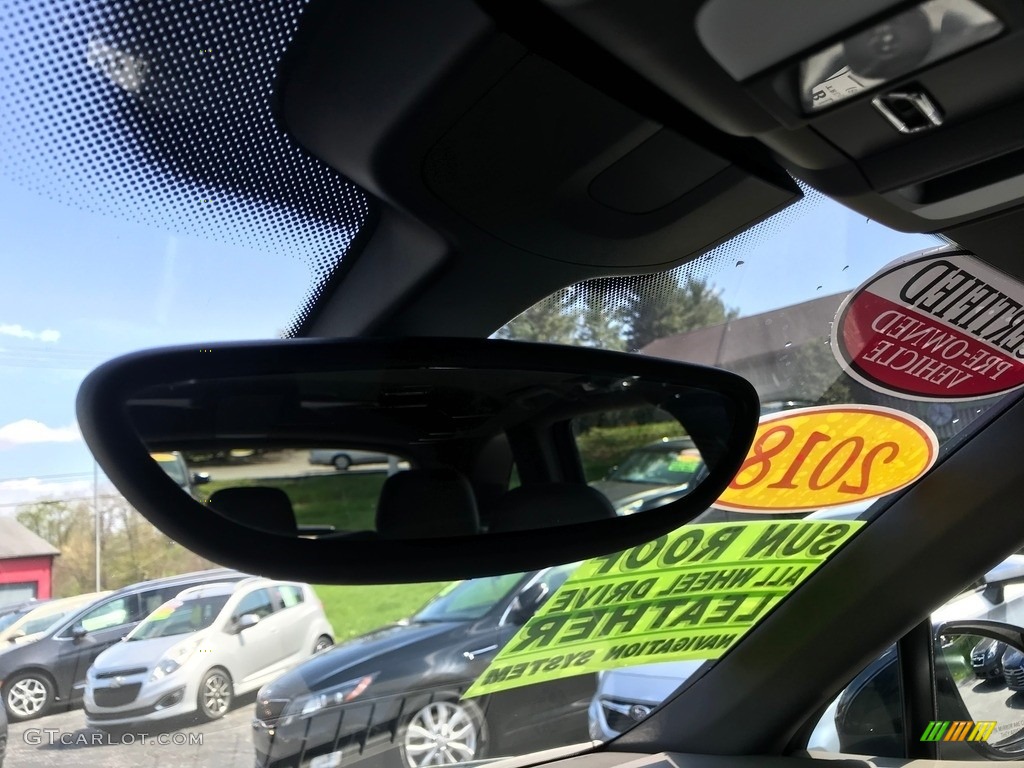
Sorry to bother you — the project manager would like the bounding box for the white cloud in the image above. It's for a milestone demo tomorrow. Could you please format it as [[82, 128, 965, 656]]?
[[0, 323, 61, 343], [0, 419, 81, 449], [0, 477, 106, 509]]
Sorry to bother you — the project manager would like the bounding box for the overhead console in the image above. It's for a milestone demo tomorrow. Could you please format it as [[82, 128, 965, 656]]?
[[537, 0, 1024, 233], [276, 0, 801, 337]]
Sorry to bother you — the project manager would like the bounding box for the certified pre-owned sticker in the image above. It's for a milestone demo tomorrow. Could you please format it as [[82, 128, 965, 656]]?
[[713, 405, 938, 513], [833, 247, 1024, 401]]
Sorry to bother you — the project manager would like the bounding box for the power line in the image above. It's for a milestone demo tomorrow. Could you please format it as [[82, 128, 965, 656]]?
[[0, 494, 122, 510]]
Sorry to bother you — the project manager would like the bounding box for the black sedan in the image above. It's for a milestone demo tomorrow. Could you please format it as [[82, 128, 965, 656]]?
[[253, 564, 593, 768]]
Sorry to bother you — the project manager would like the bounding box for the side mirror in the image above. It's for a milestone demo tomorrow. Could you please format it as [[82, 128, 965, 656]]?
[[7, 630, 24, 642], [234, 613, 260, 632], [507, 582, 550, 626], [71, 624, 87, 641], [192, 472, 211, 485], [933, 620, 1024, 757]]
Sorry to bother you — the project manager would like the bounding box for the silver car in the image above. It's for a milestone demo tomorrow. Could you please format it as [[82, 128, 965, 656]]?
[[84, 578, 334, 727]]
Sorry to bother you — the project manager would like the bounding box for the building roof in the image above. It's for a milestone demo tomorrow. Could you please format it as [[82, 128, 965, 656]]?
[[641, 292, 848, 366], [0, 518, 59, 559]]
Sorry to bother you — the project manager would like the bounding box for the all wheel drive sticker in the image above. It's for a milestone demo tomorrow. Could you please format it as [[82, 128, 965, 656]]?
[[463, 520, 863, 697], [465, 404, 939, 697], [833, 247, 1024, 401]]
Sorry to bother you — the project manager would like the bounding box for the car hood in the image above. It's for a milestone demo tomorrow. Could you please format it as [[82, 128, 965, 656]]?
[[589, 480, 673, 507], [262, 620, 464, 696], [94, 633, 197, 672], [597, 660, 706, 703]]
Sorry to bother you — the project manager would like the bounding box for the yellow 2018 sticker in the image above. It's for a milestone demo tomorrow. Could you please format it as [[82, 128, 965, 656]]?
[[463, 520, 862, 698], [714, 405, 938, 513]]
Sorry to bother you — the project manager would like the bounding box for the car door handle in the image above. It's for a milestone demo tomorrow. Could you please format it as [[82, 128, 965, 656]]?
[[463, 645, 498, 661]]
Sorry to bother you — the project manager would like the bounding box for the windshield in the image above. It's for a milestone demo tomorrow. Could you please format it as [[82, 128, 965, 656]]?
[[130, 595, 231, 640], [0, 610, 28, 633], [413, 574, 526, 623], [3, 0, 1023, 765], [16, 611, 70, 636]]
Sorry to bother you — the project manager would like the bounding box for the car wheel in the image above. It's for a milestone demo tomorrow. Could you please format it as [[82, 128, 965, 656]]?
[[314, 634, 334, 653], [400, 696, 487, 767], [197, 667, 233, 721], [333, 454, 351, 470], [4, 671, 53, 722]]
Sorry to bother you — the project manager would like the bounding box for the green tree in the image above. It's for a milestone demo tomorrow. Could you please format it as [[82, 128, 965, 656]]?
[[497, 275, 736, 351], [612, 275, 738, 352], [18, 495, 215, 596]]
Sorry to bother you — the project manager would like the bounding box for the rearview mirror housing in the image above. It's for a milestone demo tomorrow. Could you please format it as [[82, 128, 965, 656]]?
[[77, 338, 758, 583]]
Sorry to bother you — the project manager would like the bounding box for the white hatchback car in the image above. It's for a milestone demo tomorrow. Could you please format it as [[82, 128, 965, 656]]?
[[84, 578, 334, 727]]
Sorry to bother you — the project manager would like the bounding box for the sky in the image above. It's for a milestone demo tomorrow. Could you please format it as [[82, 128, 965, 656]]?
[[0, 176, 938, 510], [0, 175, 314, 509]]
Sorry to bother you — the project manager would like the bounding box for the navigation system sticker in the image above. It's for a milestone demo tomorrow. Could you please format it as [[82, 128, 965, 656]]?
[[713, 405, 938, 513], [832, 247, 1024, 401], [462, 520, 862, 698]]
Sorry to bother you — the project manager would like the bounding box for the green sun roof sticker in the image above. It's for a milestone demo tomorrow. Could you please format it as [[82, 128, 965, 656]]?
[[465, 520, 862, 697]]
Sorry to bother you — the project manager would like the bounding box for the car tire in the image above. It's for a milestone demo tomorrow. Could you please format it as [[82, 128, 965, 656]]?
[[314, 634, 334, 653], [399, 694, 487, 767], [3, 671, 54, 722], [197, 667, 233, 721], [332, 454, 351, 470]]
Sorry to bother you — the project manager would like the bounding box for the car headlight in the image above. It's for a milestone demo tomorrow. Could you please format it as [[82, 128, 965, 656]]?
[[150, 637, 201, 681], [291, 675, 375, 720]]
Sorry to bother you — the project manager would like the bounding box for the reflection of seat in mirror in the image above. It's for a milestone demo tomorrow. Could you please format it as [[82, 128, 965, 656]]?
[[375, 468, 480, 538], [486, 483, 616, 533], [209, 487, 298, 536]]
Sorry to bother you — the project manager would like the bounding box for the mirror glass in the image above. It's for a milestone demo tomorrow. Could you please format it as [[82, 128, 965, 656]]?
[[125, 364, 740, 540], [936, 631, 1024, 751]]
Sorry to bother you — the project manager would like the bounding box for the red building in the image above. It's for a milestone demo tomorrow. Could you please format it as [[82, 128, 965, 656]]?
[[0, 517, 59, 605]]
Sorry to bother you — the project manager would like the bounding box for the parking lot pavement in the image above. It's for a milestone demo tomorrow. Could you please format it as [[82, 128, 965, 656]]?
[[7, 702, 255, 768]]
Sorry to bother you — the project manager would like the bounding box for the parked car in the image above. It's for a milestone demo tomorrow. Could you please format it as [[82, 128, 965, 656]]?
[[308, 449, 392, 471], [152, 451, 210, 498], [970, 638, 1009, 680], [85, 578, 333, 726], [253, 564, 591, 768], [1001, 647, 1024, 691], [589, 438, 705, 516], [0, 569, 244, 721], [0, 592, 111, 645]]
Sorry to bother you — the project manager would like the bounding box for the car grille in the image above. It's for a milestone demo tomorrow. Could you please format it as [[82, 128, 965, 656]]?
[[93, 683, 143, 707], [95, 668, 147, 679], [1007, 666, 1024, 688]]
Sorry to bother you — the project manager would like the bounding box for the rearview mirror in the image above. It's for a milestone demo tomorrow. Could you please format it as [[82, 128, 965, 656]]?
[[77, 338, 758, 583]]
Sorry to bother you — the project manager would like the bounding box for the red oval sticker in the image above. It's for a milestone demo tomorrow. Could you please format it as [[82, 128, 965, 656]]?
[[833, 248, 1024, 401]]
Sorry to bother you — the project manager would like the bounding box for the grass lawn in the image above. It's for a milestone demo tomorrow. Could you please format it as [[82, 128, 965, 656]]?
[[314, 581, 450, 641]]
